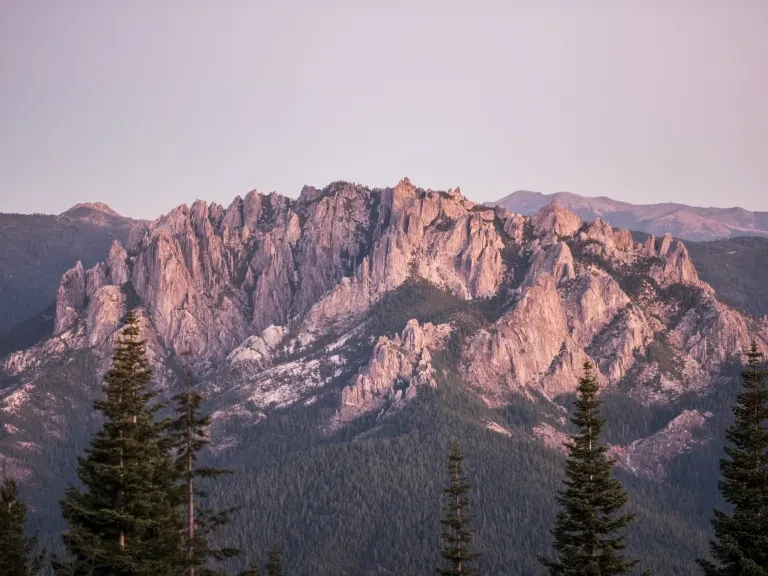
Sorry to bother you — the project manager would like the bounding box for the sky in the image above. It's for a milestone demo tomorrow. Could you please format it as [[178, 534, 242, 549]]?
[[1, 1, 767, 219]]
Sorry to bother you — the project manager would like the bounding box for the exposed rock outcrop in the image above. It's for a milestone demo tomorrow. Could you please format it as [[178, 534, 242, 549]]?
[[612, 410, 713, 480], [54, 261, 86, 334], [651, 234, 704, 288], [299, 179, 506, 341], [333, 320, 450, 426], [107, 240, 130, 285], [522, 241, 575, 288], [86, 285, 125, 347], [226, 325, 286, 368], [43, 188, 767, 412], [85, 263, 108, 300], [465, 274, 572, 399], [531, 201, 582, 239]]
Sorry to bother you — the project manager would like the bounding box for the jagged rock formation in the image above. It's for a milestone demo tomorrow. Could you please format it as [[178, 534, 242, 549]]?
[[333, 319, 450, 427], [3, 178, 767, 485], [54, 261, 86, 334]]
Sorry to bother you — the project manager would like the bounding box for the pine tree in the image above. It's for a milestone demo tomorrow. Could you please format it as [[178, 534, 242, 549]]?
[[540, 362, 638, 576], [698, 342, 768, 575], [170, 356, 240, 576], [0, 477, 45, 576], [436, 441, 480, 576], [265, 544, 283, 576], [54, 311, 183, 576]]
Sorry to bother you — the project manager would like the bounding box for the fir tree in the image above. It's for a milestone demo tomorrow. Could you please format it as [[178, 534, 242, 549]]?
[[0, 477, 45, 576], [436, 441, 480, 576], [170, 356, 240, 576], [540, 362, 638, 576], [54, 311, 183, 576], [265, 544, 284, 576], [698, 342, 768, 575]]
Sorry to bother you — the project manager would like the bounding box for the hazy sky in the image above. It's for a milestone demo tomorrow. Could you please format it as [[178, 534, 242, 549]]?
[[1, 1, 766, 219]]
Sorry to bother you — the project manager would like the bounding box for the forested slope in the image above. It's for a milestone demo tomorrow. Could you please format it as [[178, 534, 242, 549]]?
[[0, 206, 134, 331]]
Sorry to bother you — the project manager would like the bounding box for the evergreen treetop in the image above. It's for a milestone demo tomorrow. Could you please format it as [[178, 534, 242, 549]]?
[[54, 311, 183, 576], [170, 358, 240, 576], [540, 362, 639, 576], [0, 477, 45, 576], [698, 342, 768, 575], [437, 441, 480, 576], [266, 544, 284, 576]]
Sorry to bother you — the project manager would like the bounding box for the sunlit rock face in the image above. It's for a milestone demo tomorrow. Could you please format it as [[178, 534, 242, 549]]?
[[7, 179, 767, 483]]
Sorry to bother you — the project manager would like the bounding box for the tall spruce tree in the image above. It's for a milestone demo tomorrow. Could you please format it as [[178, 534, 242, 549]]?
[[170, 356, 240, 576], [540, 362, 638, 576], [0, 477, 45, 576], [436, 441, 480, 576], [54, 311, 183, 576], [265, 544, 284, 576], [698, 342, 768, 575]]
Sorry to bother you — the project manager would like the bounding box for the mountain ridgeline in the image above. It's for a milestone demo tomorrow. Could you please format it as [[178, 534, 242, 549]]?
[[491, 189, 768, 242], [1, 178, 767, 574]]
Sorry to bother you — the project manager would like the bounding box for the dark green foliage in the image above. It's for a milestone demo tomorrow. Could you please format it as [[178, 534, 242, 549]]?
[[686, 237, 768, 318], [0, 477, 45, 576], [199, 366, 706, 575], [368, 279, 502, 344], [0, 302, 55, 358], [436, 442, 479, 575], [626, 232, 768, 318], [369, 279, 473, 337], [54, 311, 183, 576], [265, 544, 283, 576], [663, 283, 706, 325], [540, 362, 638, 575], [566, 237, 661, 300], [0, 211, 131, 332], [643, 332, 686, 382], [698, 343, 768, 575], [170, 363, 240, 575]]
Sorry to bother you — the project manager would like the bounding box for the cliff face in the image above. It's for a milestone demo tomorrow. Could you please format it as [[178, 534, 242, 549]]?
[[3, 179, 767, 484]]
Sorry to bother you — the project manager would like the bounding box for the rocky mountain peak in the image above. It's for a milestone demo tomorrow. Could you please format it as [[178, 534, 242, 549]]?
[[7, 179, 768, 491], [531, 201, 583, 238]]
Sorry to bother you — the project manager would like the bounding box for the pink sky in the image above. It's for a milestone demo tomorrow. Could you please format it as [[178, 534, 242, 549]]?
[[1, 0, 766, 218]]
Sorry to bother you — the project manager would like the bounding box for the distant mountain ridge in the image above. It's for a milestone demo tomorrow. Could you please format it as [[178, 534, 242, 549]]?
[[490, 190, 768, 241]]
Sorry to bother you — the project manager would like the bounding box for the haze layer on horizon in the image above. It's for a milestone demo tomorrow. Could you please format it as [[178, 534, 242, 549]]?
[[1, 1, 766, 219]]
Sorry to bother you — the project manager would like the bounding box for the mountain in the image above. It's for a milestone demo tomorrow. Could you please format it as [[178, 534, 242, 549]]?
[[490, 190, 768, 241], [0, 204, 137, 333], [59, 201, 123, 221], [2, 179, 767, 574]]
